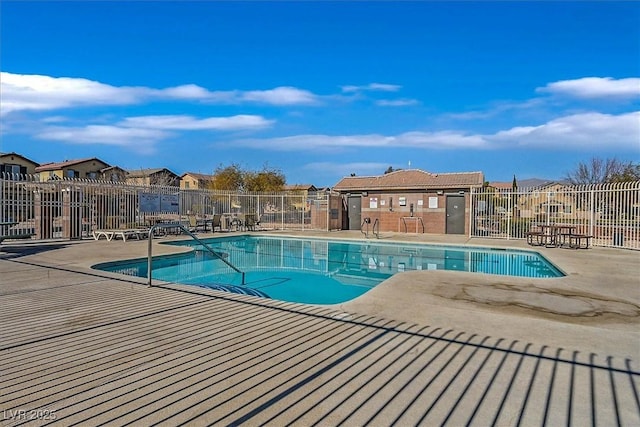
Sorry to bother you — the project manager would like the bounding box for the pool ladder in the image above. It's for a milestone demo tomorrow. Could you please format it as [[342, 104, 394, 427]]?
[[361, 217, 380, 239], [147, 223, 245, 287]]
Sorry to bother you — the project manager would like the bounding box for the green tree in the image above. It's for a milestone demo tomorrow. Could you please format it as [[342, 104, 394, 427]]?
[[210, 163, 244, 191], [245, 165, 286, 192], [210, 163, 286, 192], [384, 166, 402, 174]]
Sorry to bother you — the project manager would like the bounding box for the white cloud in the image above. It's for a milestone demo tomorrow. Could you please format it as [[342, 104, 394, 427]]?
[[119, 114, 273, 130], [488, 111, 640, 150], [0, 72, 147, 115], [158, 84, 213, 99], [36, 125, 169, 153], [31, 113, 272, 152], [376, 98, 419, 107], [446, 98, 546, 121], [341, 83, 402, 93], [537, 77, 640, 99], [240, 87, 319, 105], [41, 116, 70, 123], [0, 72, 323, 116], [230, 111, 638, 152], [231, 131, 486, 151]]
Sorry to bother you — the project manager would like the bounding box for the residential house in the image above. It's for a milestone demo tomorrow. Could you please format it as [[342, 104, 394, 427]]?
[[332, 169, 484, 234], [126, 168, 180, 187], [517, 182, 582, 221], [1, 153, 40, 225], [284, 184, 318, 211], [0, 152, 40, 177], [180, 172, 214, 190], [34, 158, 111, 181], [99, 166, 128, 182], [487, 180, 580, 221]]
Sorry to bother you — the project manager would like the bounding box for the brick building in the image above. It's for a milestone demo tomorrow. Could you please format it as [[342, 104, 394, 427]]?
[[332, 169, 484, 234]]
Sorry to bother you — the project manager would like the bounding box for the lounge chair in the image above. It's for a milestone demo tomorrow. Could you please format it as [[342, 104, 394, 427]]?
[[93, 228, 149, 242]]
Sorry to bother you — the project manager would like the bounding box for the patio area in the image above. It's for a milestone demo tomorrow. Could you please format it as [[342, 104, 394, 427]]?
[[1, 232, 638, 425]]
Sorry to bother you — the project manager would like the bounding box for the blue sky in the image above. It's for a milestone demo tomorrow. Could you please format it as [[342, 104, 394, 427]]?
[[1, 1, 639, 187]]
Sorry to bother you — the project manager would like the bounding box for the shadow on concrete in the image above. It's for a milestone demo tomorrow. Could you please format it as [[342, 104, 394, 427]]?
[[0, 242, 75, 260]]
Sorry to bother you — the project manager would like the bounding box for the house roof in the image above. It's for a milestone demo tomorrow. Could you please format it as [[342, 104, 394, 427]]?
[[284, 184, 317, 191], [35, 157, 109, 172], [181, 172, 214, 181], [127, 168, 178, 178], [0, 152, 40, 167], [333, 169, 484, 191], [489, 179, 570, 190], [100, 166, 126, 173], [488, 182, 515, 190]]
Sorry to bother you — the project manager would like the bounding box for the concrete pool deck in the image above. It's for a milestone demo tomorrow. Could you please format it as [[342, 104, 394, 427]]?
[[1, 231, 638, 425]]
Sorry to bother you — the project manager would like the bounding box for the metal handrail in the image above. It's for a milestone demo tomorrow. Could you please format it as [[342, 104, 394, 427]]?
[[372, 218, 380, 239], [401, 216, 425, 233], [361, 217, 371, 238], [147, 223, 245, 287]]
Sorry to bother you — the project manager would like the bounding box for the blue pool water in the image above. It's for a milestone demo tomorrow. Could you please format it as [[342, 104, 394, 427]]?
[[94, 236, 564, 304]]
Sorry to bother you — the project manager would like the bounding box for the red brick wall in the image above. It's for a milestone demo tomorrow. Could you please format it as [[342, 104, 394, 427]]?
[[351, 190, 468, 234]]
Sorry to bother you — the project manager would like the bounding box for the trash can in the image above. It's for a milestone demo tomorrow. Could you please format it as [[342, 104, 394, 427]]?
[[613, 231, 624, 246]]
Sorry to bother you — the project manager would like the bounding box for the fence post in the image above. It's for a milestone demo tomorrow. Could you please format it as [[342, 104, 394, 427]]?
[[507, 191, 512, 240], [589, 189, 595, 242]]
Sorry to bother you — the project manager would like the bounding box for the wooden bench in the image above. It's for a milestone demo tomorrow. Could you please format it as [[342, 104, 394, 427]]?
[[568, 234, 593, 249]]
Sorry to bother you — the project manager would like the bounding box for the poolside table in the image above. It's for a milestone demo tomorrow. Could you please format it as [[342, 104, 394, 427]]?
[[539, 224, 577, 247]]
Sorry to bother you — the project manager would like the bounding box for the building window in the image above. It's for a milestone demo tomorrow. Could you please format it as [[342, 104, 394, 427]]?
[[0, 164, 24, 175], [185, 181, 190, 189], [87, 172, 97, 179], [66, 169, 79, 178]]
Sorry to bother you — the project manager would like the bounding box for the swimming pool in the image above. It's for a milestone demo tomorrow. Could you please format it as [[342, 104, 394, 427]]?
[[95, 235, 563, 304]]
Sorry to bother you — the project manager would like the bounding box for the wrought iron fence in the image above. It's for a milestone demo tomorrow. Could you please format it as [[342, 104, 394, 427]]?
[[0, 173, 331, 241], [470, 181, 640, 250]]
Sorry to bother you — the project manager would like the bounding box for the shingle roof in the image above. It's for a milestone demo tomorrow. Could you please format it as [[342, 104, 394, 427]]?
[[35, 158, 108, 172], [333, 169, 484, 191]]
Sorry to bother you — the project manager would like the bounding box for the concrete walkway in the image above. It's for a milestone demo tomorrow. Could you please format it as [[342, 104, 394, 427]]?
[[0, 232, 638, 426]]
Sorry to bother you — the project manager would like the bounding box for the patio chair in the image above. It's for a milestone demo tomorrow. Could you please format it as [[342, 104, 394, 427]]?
[[211, 214, 222, 232], [186, 215, 207, 233], [244, 213, 260, 231]]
